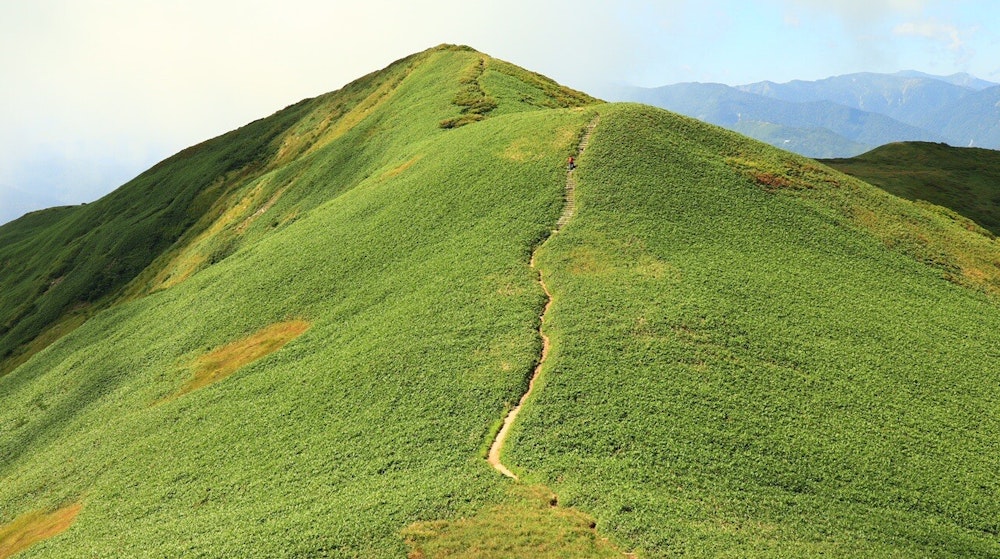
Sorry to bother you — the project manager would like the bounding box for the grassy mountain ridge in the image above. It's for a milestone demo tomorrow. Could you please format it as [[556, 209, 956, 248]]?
[[0, 77, 322, 375], [823, 141, 1000, 236], [1, 45, 605, 557], [0, 45, 595, 377], [2, 47, 1000, 557]]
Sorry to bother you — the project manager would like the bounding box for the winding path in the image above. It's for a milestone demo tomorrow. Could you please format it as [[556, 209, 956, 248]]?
[[488, 115, 599, 479]]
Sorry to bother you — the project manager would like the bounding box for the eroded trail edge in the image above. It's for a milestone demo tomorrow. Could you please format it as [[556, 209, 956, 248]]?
[[488, 115, 599, 479]]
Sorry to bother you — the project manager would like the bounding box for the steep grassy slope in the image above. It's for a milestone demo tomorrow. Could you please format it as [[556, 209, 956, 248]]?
[[824, 142, 1000, 236], [507, 104, 1000, 556], [0, 46, 600, 557], [0, 96, 317, 375], [0, 45, 594, 377]]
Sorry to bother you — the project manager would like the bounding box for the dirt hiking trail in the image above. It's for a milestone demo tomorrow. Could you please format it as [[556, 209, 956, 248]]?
[[488, 115, 600, 479]]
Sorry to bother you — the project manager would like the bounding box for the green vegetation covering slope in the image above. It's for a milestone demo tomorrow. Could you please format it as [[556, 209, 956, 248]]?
[[3, 46, 1000, 558], [507, 103, 1000, 556], [0, 45, 599, 557], [0, 95, 317, 375], [0, 45, 594, 377], [823, 141, 1000, 236]]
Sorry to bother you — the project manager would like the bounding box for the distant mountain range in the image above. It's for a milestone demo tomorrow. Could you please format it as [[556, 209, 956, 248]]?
[[613, 71, 1000, 157]]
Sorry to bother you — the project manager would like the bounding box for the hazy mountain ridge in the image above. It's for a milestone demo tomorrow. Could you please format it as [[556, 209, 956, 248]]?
[[619, 81, 943, 157], [921, 85, 1000, 148], [736, 72, 974, 125], [614, 70, 1000, 157], [892, 70, 997, 91]]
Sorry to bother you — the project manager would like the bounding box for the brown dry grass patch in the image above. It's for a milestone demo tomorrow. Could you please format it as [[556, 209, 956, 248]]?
[[381, 155, 424, 180], [402, 485, 634, 559], [0, 503, 82, 559], [174, 320, 310, 398]]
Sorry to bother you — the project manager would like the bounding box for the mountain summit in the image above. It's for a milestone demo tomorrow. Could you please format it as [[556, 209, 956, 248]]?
[[2, 46, 999, 557]]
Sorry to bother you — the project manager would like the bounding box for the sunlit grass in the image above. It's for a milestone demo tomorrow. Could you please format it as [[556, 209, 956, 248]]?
[[0, 46, 597, 557], [509, 103, 1000, 557], [2, 48, 998, 558]]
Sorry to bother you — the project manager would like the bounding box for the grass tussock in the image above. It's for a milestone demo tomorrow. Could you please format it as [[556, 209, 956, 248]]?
[[0, 503, 81, 559], [440, 58, 497, 129]]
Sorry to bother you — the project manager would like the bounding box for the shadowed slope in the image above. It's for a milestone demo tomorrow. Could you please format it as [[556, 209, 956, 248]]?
[[823, 141, 1000, 236]]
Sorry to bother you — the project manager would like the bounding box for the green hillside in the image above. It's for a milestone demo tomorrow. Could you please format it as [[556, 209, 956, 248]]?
[[3, 46, 1000, 558], [0, 93, 317, 376], [823, 141, 1000, 236], [510, 105, 1000, 556]]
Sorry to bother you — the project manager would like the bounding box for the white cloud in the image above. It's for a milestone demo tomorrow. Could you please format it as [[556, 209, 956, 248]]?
[[779, 0, 926, 23], [894, 20, 965, 51], [893, 19, 976, 68]]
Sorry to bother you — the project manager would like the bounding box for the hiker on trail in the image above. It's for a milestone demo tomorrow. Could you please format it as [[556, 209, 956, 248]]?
[[567, 156, 576, 171]]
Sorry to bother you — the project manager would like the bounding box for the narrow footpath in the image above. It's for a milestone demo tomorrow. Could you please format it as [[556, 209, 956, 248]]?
[[488, 115, 600, 479]]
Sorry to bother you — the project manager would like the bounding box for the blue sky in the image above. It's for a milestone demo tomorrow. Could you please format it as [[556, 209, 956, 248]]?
[[632, 0, 1000, 86], [2, 0, 998, 224]]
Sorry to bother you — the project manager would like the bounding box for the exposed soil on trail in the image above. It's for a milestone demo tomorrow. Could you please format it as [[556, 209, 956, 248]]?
[[487, 115, 599, 479]]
